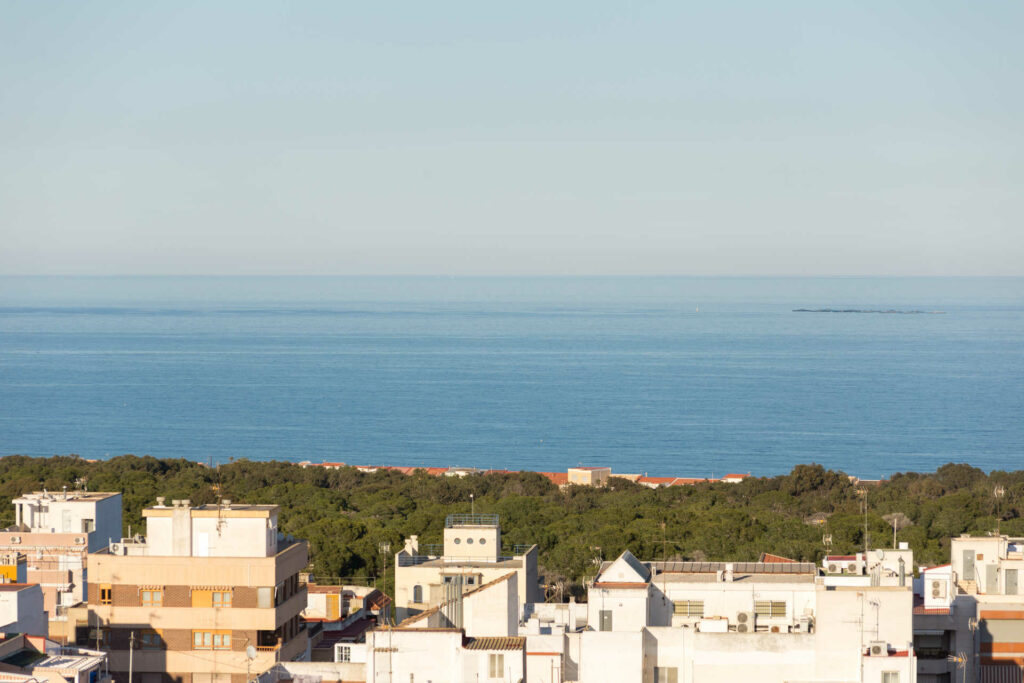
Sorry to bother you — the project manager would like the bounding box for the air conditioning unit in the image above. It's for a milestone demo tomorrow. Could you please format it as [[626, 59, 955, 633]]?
[[869, 641, 889, 657], [10, 536, 20, 544], [75, 537, 86, 545], [110, 542, 123, 555], [793, 616, 814, 633], [827, 563, 838, 573], [931, 580, 946, 598], [735, 612, 754, 633], [846, 563, 858, 573]]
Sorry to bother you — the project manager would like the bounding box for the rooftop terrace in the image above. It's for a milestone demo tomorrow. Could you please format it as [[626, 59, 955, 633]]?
[[445, 514, 499, 528]]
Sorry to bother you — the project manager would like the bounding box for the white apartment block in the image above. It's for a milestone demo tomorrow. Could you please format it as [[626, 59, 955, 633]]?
[[0, 490, 121, 639], [393, 514, 540, 622], [909, 534, 1024, 683]]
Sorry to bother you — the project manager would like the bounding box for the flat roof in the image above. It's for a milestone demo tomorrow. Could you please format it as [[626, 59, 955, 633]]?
[[13, 491, 119, 502], [651, 560, 819, 575], [659, 573, 818, 584], [144, 503, 278, 518]]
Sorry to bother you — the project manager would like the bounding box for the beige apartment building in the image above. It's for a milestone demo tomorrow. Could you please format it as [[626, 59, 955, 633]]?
[[0, 490, 122, 640], [87, 499, 309, 683]]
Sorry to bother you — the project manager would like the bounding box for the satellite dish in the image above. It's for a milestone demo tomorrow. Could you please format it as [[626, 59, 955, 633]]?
[[246, 645, 257, 660]]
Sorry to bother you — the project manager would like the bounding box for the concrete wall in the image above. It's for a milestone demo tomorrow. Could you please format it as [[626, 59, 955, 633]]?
[[145, 511, 277, 558], [463, 574, 517, 637], [690, 631, 817, 683], [90, 494, 123, 552], [578, 631, 644, 683], [0, 585, 46, 636], [588, 586, 651, 632], [444, 526, 500, 561], [368, 629, 462, 683]]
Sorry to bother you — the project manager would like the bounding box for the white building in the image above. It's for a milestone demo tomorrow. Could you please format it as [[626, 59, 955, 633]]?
[[0, 634, 109, 683], [542, 550, 917, 683], [366, 572, 525, 682], [0, 490, 121, 638], [922, 534, 1024, 683], [0, 583, 46, 636], [394, 514, 540, 622]]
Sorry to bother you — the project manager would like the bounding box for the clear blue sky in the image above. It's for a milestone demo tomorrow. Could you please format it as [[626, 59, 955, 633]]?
[[1, 1, 1021, 276]]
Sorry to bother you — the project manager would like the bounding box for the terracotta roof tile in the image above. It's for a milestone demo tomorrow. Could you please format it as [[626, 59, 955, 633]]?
[[463, 636, 526, 651]]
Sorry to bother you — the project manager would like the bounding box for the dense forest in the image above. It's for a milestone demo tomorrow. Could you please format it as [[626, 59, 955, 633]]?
[[2, 455, 1022, 598]]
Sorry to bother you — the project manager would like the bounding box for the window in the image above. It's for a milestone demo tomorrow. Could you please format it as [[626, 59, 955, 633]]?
[[673, 600, 704, 617], [337, 645, 351, 662], [141, 590, 163, 607], [467, 577, 475, 585], [881, 673, 899, 683], [754, 600, 787, 617], [655, 667, 679, 683], [140, 630, 163, 649], [599, 609, 613, 632], [454, 538, 461, 544], [413, 585, 423, 603], [193, 630, 231, 650], [99, 585, 112, 605], [479, 538, 486, 545], [82, 519, 96, 533], [488, 653, 504, 678], [213, 591, 231, 608], [467, 538, 474, 544]]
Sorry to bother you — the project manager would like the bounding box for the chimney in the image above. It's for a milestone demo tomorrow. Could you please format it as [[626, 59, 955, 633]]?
[[724, 563, 735, 582]]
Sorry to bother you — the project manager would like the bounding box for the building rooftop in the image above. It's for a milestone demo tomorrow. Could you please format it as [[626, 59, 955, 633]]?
[[12, 491, 119, 503], [651, 560, 818, 575], [463, 636, 525, 651], [144, 501, 278, 518]]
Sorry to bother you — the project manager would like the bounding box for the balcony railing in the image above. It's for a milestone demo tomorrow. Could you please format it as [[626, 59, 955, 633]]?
[[445, 514, 499, 528], [398, 554, 517, 567]]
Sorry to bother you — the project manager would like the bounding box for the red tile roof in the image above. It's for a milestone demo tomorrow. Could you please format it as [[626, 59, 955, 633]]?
[[463, 636, 526, 651], [758, 553, 798, 563], [539, 472, 568, 485], [913, 606, 951, 615]]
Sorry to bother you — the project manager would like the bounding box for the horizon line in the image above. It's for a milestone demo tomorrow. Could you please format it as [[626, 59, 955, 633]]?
[[3, 273, 1024, 279]]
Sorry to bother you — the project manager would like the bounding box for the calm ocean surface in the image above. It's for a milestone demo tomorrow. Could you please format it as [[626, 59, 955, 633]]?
[[0, 276, 1022, 478]]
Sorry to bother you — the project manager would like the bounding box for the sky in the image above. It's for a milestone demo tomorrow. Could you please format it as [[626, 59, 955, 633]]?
[[1, 1, 1022, 276]]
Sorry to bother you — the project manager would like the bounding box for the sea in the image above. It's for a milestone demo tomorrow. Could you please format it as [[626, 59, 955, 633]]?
[[1, 276, 1022, 478]]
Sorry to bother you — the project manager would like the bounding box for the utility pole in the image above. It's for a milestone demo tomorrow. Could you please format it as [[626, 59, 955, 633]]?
[[128, 631, 135, 683]]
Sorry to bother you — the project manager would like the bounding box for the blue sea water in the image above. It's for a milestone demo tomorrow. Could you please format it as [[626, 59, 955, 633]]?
[[0, 276, 1022, 478]]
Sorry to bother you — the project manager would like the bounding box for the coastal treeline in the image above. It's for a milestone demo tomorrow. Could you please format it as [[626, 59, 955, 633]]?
[[1, 455, 1021, 597]]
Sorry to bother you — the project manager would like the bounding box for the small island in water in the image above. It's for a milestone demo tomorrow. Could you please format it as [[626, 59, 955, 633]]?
[[794, 308, 945, 314]]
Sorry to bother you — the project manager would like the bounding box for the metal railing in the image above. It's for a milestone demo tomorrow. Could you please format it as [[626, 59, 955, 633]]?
[[445, 514, 499, 528], [398, 554, 518, 567]]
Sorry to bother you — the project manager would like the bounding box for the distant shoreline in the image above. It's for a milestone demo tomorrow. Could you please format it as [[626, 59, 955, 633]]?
[[793, 308, 945, 314]]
